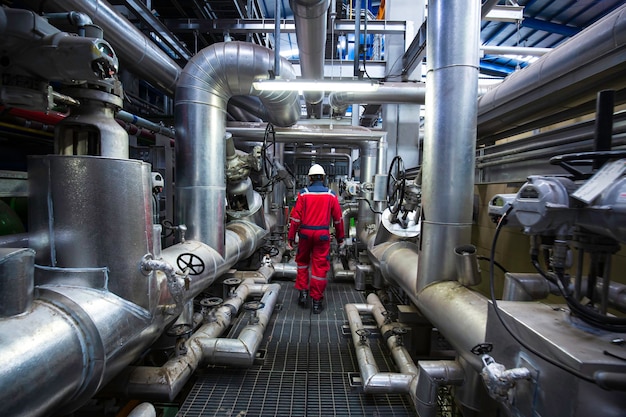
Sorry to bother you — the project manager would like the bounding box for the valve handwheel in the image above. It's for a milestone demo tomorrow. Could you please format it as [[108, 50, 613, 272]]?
[[261, 123, 276, 181], [550, 150, 626, 180], [386, 156, 406, 214]]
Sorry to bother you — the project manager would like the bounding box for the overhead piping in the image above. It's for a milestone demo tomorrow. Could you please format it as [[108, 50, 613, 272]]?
[[477, 4, 626, 143], [289, 0, 330, 110], [175, 42, 300, 255], [328, 82, 427, 114]]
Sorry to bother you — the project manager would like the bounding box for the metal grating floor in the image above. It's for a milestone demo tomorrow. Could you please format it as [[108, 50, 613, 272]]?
[[177, 277, 416, 417]]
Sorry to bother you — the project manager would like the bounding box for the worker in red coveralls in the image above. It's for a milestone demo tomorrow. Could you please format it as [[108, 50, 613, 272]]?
[[287, 164, 345, 314]]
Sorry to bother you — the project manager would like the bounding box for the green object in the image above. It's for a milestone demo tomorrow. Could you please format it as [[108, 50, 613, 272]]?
[[0, 199, 25, 235]]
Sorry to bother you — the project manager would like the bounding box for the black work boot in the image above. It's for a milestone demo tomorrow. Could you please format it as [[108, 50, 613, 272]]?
[[298, 290, 309, 307], [312, 299, 323, 314]]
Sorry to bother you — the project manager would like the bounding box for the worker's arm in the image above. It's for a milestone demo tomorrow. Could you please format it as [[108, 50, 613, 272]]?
[[287, 193, 304, 245], [331, 196, 345, 243]]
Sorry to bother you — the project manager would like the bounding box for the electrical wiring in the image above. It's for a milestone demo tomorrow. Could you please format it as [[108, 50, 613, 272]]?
[[488, 208, 596, 384], [530, 259, 626, 332]]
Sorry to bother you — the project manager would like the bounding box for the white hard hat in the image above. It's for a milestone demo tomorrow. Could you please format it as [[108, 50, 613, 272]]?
[[308, 164, 326, 176]]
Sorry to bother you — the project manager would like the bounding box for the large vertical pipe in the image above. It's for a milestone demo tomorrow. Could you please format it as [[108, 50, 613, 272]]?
[[175, 42, 299, 255], [418, 0, 480, 290], [357, 140, 378, 242], [289, 0, 330, 107]]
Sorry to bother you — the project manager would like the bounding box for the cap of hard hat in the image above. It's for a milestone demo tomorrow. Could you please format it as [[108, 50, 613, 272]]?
[[308, 164, 326, 176]]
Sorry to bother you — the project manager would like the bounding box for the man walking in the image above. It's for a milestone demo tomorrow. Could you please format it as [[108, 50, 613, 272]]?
[[287, 164, 344, 314]]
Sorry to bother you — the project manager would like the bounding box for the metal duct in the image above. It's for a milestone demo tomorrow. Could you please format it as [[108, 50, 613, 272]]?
[[418, 0, 480, 289], [289, 0, 330, 106], [22, 0, 182, 96], [175, 42, 300, 254], [477, 4, 626, 143], [328, 82, 427, 113]]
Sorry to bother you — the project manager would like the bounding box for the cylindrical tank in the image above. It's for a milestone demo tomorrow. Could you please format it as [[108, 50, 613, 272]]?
[[27, 155, 154, 308]]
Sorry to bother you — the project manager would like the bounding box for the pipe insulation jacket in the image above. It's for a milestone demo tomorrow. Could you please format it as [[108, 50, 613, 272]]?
[[290, 0, 330, 105], [113, 279, 280, 400], [418, 0, 480, 289], [175, 42, 300, 254]]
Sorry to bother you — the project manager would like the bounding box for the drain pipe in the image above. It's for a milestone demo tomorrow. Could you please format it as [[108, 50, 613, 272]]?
[[115, 277, 279, 400], [175, 42, 300, 255], [417, 0, 480, 290]]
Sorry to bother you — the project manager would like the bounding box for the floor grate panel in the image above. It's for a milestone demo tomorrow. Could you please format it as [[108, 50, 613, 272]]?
[[177, 278, 416, 417]]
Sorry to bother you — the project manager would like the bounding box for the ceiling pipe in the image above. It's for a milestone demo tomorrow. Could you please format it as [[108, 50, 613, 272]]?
[[175, 42, 300, 255], [477, 4, 626, 143], [418, 0, 481, 289], [289, 0, 330, 112], [328, 82, 427, 114], [22, 0, 182, 96]]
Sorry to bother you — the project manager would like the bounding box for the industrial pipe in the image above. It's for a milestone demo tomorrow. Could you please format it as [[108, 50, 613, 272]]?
[[289, 0, 330, 108], [345, 302, 416, 393], [415, 361, 465, 417], [175, 42, 300, 255], [477, 4, 626, 142], [418, 0, 480, 289], [328, 82, 426, 114], [114, 277, 280, 400]]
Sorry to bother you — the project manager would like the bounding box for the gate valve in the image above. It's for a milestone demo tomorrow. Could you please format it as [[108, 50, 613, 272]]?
[[479, 353, 531, 402], [166, 324, 193, 356], [391, 326, 407, 347], [356, 328, 371, 345], [200, 297, 223, 322], [243, 300, 265, 324]]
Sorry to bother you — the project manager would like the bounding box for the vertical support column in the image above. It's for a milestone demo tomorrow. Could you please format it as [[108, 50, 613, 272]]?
[[418, 0, 480, 290]]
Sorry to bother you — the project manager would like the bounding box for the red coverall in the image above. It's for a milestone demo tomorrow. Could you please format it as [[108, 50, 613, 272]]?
[[288, 181, 345, 301]]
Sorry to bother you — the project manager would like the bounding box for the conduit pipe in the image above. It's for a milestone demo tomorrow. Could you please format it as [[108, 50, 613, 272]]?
[[477, 4, 626, 142], [418, 0, 480, 289], [116, 278, 280, 400], [175, 42, 300, 254], [23, 0, 182, 96], [289, 0, 330, 108]]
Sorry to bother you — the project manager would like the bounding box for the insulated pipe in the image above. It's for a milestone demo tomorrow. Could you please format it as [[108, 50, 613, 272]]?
[[328, 82, 426, 113], [357, 139, 380, 244], [415, 361, 465, 417], [477, 4, 626, 141], [23, 0, 182, 95], [0, 285, 158, 417], [366, 293, 418, 377], [116, 278, 279, 400], [200, 282, 280, 366], [342, 202, 359, 236], [418, 0, 480, 289], [175, 42, 300, 254], [272, 262, 298, 279], [345, 302, 416, 393], [289, 0, 330, 106]]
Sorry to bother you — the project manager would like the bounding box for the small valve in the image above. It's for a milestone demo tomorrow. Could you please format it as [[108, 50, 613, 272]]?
[[356, 328, 371, 345], [391, 326, 407, 347], [243, 300, 265, 324]]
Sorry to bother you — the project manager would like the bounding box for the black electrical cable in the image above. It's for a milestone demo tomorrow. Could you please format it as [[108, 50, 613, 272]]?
[[530, 260, 626, 332], [477, 255, 508, 274], [489, 208, 596, 384], [356, 197, 383, 214]]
